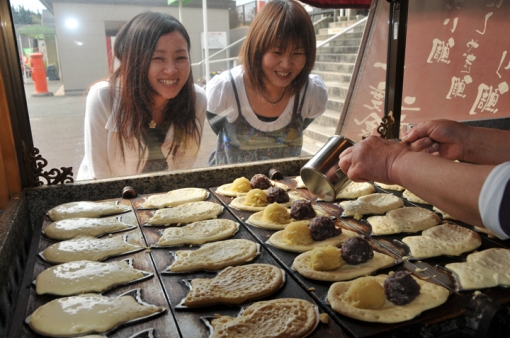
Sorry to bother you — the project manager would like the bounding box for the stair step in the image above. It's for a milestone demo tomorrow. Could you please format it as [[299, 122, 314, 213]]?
[[301, 135, 326, 156], [303, 123, 338, 145], [316, 53, 358, 63], [314, 61, 354, 73], [312, 70, 352, 84], [316, 28, 363, 40], [326, 96, 345, 112], [313, 109, 342, 126], [316, 36, 362, 47], [329, 20, 366, 29], [317, 45, 360, 54], [322, 81, 350, 98], [301, 16, 364, 157]]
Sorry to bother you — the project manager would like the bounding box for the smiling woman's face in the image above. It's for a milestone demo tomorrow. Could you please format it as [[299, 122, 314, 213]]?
[[148, 31, 190, 108], [261, 44, 306, 90]]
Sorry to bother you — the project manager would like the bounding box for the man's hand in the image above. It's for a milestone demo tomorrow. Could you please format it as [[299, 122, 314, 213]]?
[[338, 136, 410, 185]]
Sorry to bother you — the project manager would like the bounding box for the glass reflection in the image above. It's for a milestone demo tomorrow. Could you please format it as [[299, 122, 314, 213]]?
[[9, 0, 367, 181]]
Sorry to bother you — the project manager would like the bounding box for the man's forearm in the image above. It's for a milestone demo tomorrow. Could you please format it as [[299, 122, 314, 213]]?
[[391, 150, 493, 227]]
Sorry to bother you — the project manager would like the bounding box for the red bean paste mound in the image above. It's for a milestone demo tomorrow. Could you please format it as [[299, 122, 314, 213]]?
[[266, 186, 290, 203], [308, 216, 341, 241], [250, 174, 272, 189], [340, 237, 374, 265], [383, 270, 421, 305], [290, 200, 316, 220]]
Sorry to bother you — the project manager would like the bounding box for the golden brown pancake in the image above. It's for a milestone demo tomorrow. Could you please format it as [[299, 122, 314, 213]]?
[[146, 201, 223, 226], [327, 274, 449, 323], [402, 222, 481, 259], [445, 248, 510, 290], [209, 298, 318, 338], [167, 239, 259, 272], [339, 193, 403, 217], [156, 219, 238, 246], [182, 264, 284, 307], [293, 250, 396, 282]]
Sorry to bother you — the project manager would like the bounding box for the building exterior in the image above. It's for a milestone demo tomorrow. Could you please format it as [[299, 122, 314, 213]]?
[[38, 0, 235, 95]]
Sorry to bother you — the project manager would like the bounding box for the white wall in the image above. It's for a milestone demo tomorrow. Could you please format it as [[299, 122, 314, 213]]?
[[53, 3, 230, 94]]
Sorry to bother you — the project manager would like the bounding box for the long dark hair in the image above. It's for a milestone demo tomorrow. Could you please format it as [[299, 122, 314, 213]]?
[[111, 11, 200, 165], [239, 0, 316, 95]]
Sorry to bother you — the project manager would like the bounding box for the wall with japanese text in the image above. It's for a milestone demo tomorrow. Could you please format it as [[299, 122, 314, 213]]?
[[339, 0, 510, 141]]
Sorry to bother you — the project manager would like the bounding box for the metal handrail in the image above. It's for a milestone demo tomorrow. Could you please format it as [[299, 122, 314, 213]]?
[[192, 16, 368, 75], [316, 16, 367, 48], [191, 37, 245, 67]]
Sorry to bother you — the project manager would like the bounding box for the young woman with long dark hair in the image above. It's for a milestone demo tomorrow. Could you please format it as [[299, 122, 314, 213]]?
[[78, 12, 205, 179]]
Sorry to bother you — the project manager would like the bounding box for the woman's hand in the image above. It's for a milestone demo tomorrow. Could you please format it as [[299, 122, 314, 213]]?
[[401, 119, 468, 161], [338, 136, 410, 185]]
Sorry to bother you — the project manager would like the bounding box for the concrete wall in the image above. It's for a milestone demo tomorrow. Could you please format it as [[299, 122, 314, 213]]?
[[52, 4, 231, 94]]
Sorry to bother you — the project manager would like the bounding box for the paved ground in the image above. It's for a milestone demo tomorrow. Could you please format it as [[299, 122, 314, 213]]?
[[24, 79, 218, 178]]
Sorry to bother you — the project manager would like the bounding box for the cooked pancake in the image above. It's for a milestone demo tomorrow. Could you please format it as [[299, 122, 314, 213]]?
[[268, 222, 358, 253], [156, 219, 238, 247], [473, 226, 497, 237], [294, 176, 306, 188], [432, 206, 458, 220], [43, 217, 134, 240], [445, 248, 510, 290], [246, 204, 326, 230], [167, 239, 259, 272], [403, 189, 431, 205], [40, 235, 144, 264], [216, 180, 289, 197], [327, 274, 449, 323], [209, 298, 318, 338], [367, 207, 441, 235], [35, 260, 148, 296], [293, 250, 395, 282], [27, 292, 163, 337], [335, 182, 375, 200], [229, 191, 300, 212], [182, 264, 284, 307], [141, 188, 208, 209], [147, 201, 223, 226], [402, 223, 481, 259], [374, 182, 405, 191], [47, 201, 130, 221], [339, 193, 404, 217]]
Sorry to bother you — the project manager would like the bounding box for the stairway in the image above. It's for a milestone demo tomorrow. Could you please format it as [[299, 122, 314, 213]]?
[[302, 16, 366, 156]]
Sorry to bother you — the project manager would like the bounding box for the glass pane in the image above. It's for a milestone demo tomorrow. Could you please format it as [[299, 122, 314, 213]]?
[[8, 0, 368, 181]]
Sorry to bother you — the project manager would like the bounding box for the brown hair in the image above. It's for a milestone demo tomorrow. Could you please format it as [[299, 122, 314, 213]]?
[[239, 0, 316, 95], [111, 12, 201, 166]]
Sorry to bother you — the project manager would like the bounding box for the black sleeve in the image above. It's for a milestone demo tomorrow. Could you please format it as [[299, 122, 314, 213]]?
[[207, 111, 226, 135]]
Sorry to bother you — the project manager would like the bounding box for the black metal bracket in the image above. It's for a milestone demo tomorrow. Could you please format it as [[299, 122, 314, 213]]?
[[22, 141, 74, 186], [378, 0, 409, 139], [465, 292, 506, 337]]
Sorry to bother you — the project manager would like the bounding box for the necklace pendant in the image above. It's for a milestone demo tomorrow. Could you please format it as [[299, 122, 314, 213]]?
[[149, 119, 157, 128]]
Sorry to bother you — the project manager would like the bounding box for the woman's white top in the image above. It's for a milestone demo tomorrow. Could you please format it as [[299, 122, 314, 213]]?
[[77, 81, 206, 180], [206, 65, 328, 131]]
